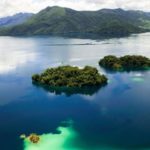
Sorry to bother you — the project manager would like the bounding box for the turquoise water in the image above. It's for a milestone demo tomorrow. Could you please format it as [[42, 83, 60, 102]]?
[[0, 33, 150, 150]]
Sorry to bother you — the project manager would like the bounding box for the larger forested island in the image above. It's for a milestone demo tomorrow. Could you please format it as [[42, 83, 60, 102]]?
[[0, 6, 150, 37], [32, 66, 107, 87]]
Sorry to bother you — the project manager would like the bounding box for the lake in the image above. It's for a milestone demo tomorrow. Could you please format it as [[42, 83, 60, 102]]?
[[0, 33, 150, 150]]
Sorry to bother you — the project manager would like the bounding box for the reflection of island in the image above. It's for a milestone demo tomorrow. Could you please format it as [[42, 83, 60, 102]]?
[[33, 82, 104, 96], [32, 66, 107, 96], [99, 55, 150, 71]]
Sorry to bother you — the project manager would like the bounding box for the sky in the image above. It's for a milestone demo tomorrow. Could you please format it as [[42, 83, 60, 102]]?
[[0, 0, 150, 17]]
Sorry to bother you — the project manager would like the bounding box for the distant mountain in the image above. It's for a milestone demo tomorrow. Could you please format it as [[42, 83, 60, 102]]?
[[0, 13, 33, 27], [0, 6, 150, 37]]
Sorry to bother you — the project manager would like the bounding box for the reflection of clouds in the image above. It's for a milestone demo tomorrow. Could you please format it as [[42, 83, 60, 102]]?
[[47, 92, 57, 97], [80, 94, 97, 101], [134, 73, 143, 77], [0, 51, 36, 73], [0, 37, 37, 74], [130, 72, 145, 83]]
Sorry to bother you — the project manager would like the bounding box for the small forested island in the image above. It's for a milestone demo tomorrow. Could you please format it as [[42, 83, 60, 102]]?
[[28, 134, 40, 144], [32, 66, 107, 87], [99, 55, 150, 71], [20, 133, 40, 144]]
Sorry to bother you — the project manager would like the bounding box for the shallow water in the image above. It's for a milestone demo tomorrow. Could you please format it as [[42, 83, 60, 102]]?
[[0, 33, 150, 150]]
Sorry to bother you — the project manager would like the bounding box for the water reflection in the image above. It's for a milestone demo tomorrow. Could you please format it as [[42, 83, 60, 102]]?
[[0, 33, 150, 150], [0, 37, 37, 74], [0, 51, 36, 74], [32, 82, 105, 96], [101, 67, 150, 74]]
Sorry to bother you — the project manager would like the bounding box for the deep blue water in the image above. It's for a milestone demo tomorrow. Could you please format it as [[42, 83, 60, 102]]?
[[0, 33, 150, 150]]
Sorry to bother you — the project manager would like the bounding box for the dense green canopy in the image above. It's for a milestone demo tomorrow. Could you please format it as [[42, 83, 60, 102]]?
[[32, 66, 107, 87], [99, 55, 150, 71]]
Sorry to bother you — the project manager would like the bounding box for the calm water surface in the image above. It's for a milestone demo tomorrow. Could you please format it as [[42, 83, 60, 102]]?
[[0, 33, 150, 150]]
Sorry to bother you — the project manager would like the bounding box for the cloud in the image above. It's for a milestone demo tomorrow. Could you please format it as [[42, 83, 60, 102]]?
[[0, 0, 150, 17]]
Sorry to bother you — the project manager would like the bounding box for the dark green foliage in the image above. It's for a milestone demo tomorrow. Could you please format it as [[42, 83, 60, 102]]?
[[32, 66, 107, 88], [95, 20, 144, 36], [120, 55, 150, 70], [99, 55, 122, 70], [0, 7, 149, 36], [99, 55, 150, 71]]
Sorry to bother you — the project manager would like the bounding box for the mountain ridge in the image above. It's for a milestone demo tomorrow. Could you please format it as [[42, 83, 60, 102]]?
[[0, 6, 150, 37]]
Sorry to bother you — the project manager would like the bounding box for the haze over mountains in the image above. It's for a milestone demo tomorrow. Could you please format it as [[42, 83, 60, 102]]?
[[0, 6, 150, 37], [0, 13, 33, 27]]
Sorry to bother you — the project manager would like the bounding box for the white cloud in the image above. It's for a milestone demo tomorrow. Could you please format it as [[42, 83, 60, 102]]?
[[0, 0, 150, 17]]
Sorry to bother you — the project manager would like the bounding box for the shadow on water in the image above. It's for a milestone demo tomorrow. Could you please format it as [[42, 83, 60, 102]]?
[[100, 67, 150, 74], [32, 82, 107, 96], [48, 32, 130, 40], [19, 32, 130, 40]]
